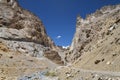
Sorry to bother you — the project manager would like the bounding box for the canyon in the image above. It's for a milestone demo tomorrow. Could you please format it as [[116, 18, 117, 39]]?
[[0, 0, 120, 80]]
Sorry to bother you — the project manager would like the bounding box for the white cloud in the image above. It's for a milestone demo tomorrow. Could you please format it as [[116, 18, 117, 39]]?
[[56, 35, 61, 39], [62, 45, 69, 49]]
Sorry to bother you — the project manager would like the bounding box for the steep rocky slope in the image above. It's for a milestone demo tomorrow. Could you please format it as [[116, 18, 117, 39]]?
[[0, 0, 54, 48], [57, 4, 120, 80], [0, 0, 64, 63], [66, 4, 120, 62], [0, 0, 63, 79]]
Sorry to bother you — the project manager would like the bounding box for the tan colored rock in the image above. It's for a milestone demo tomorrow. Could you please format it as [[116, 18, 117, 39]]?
[[66, 4, 120, 62], [0, 0, 62, 62], [0, 0, 62, 79], [0, 0, 55, 48], [44, 50, 64, 65]]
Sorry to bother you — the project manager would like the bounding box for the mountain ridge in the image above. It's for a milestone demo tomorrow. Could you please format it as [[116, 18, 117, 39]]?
[[65, 4, 120, 62]]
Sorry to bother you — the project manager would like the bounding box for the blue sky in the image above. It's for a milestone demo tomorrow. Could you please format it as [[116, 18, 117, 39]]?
[[18, 0, 120, 46]]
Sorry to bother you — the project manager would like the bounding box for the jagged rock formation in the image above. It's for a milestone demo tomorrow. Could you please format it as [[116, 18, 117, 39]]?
[[0, 0, 55, 48], [0, 0, 63, 79], [0, 0, 65, 65], [0, 0, 64, 59], [66, 4, 120, 62], [57, 4, 120, 80]]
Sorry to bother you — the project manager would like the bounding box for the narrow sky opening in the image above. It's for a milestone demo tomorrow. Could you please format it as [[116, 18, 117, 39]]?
[[18, 0, 120, 46]]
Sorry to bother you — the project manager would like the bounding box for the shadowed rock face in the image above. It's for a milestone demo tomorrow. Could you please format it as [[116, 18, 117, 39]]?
[[44, 50, 64, 65]]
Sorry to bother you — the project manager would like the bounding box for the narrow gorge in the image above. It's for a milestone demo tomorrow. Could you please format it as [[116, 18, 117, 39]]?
[[0, 0, 120, 80]]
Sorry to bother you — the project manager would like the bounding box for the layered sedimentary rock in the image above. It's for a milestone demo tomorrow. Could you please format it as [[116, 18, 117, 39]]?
[[0, 0, 62, 58], [0, 0, 63, 79]]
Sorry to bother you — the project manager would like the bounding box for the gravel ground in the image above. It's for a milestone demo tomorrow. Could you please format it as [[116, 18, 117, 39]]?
[[18, 71, 59, 80]]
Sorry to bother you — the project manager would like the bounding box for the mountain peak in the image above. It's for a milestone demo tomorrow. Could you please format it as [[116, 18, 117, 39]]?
[[0, 0, 18, 8]]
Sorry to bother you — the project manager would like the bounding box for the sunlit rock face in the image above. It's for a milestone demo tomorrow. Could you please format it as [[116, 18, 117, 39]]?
[[0, 0, 55, 48], [66, 4, 120, 62], [0, 0, 64, 79], [0, 0, 57, 57], [57, 4, 120, 80]]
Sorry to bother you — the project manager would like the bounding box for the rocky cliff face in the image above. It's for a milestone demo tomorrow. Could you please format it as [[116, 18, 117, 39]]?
[[0, 0, 63, 79], [56, 4, 120, 80], [0, 0, 62, 58], [65, 4, 120, 62], [0, 0, 55, 48]]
